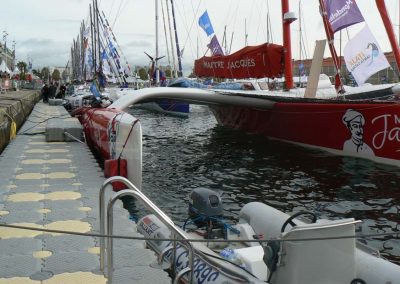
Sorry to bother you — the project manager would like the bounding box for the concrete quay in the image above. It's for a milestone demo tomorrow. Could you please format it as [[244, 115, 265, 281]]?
[[0, 99, 170, 283]]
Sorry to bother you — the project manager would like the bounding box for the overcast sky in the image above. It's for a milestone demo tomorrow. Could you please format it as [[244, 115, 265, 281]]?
[[1, 0, 399, 75]]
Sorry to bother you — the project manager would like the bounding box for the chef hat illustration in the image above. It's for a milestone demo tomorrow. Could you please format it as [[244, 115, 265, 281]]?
[[342, 109, 365, 126]]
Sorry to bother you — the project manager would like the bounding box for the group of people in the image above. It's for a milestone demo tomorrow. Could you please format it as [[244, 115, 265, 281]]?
[[41, 82, 67, 103]]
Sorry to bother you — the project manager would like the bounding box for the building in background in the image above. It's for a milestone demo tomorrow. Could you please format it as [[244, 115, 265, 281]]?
[[293, 51, 398, 86]]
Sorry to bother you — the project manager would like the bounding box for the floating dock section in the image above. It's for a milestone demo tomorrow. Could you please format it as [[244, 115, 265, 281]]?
[[0, 98, 170, 283]]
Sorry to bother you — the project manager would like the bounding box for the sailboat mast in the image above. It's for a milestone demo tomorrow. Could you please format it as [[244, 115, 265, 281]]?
[[282, 0, 294, 89], [161, 1, 172, 75], [89, 4, 95, 76], [155, 0, 160, 84], [95, 0, 101, 73], [375, 0, 400, 75], [170, 0, 183, 76], [318, 0, 344, 93], [166, 0, 177, 78]]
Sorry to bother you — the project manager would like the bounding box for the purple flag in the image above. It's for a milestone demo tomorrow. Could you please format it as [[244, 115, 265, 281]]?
[[324, 0, 365, 33], [207, 35, 224, 56]]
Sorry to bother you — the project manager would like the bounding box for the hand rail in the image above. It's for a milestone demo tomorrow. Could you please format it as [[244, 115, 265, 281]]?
[[100, 176, 194, 284]]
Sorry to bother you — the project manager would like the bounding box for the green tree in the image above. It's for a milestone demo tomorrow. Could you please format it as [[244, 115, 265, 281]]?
[[138, 67, 148, 80], [61, 70, 68, 81], [17, 61, 27, 74], [41, 67, 50, 81], [52, 69, 61, 81], [164, 67, 172, 78], [32, 69, 41, 78]]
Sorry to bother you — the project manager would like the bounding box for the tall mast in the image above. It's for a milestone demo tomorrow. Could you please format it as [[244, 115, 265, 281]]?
[[318, 0, 344, 93], [166, 0, 177, 78], [282, 0, 294, 90], [375, 0, 400, 75], [170, 0, 182, 76], [155, 0, 160, 84], [95, 0, 101, 73], [89, 4, 95, 76], [298, 1, 301, 79], [161, 1, 171, 74]]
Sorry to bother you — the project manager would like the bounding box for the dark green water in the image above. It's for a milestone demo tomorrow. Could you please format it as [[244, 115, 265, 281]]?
[[129, 105, 400, 265]]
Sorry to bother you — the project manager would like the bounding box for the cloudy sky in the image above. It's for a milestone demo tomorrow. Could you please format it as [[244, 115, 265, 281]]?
[[1, 0, 399, 75]]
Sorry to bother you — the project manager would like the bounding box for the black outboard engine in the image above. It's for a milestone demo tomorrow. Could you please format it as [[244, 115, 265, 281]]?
[[188, 188, 224, 238]]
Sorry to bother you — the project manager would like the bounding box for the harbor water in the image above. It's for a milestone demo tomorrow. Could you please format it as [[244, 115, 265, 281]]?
[[129, 104, 400, 265]]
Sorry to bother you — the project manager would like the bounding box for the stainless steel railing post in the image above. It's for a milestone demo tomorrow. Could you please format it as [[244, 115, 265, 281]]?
[[99, 176, 129, 272], [102, 176, 195, 284]]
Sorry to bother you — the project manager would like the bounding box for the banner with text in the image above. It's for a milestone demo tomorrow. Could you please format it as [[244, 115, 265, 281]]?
[[324, 0, 364, 33], [194, 43, 283, 79]]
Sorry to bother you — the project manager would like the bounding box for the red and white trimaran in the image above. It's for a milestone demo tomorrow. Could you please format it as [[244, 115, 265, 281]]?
[[76, 0, 400, 176]]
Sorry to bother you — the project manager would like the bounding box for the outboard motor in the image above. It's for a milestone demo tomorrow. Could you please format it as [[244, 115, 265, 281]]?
[[187, 188, 224, 238]]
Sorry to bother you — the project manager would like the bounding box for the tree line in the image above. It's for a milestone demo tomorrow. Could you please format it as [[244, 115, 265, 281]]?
[[15, 61, 67, 82]]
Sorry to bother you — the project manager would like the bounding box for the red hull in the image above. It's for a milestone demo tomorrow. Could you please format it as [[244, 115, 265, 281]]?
[[74, 106, 120, 159], [211, 102, 400, 163]]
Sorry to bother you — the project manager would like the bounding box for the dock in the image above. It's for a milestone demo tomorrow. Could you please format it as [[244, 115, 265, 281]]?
[[0, 93, 170, 283]]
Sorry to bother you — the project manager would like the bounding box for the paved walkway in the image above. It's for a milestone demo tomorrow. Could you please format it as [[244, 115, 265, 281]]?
[[0, 102, 170, 283]]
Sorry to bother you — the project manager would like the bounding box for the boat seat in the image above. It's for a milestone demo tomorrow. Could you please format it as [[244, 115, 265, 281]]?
[[271, 218, 360, 284]]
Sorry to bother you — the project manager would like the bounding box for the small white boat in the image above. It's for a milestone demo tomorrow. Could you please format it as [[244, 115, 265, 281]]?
[[137, 188, 400, 284]]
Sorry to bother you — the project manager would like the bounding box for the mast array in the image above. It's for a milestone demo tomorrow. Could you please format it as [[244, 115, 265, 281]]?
[[70, 0, 130, 85]]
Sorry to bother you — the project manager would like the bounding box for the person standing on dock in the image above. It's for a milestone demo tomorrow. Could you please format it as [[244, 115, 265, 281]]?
[[49, 82, 57, 99], [41, 83, 50, 103]]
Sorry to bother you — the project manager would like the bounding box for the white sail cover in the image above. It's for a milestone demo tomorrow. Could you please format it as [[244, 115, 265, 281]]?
[[0, 60, 11, 74]]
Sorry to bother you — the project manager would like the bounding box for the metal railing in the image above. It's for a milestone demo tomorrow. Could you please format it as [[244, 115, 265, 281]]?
[[99, 176, 195, 284]]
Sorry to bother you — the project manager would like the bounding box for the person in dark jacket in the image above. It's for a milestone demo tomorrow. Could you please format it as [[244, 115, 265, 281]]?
[[56, 84, 66, 99], [41, 84, 50, 103], [49, 82, 57, 99]]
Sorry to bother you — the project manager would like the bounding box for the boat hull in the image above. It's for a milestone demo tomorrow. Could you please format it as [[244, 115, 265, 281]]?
[[210, 101, 400, 165], [73, 106, 142, 188]]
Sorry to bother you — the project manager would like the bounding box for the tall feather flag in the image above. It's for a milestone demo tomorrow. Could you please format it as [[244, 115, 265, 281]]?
[[198, 11, 215, 36], [343, 25, 390, 85]]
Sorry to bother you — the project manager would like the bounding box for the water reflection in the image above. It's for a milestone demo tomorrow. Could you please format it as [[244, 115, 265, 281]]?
[[129, 105, 400, 264]]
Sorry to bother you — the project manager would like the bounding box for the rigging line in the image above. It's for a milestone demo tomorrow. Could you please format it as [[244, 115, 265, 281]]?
[[166, 0, 177, 77], [161, 0, 172, 70], [174, 0, 202, 61], [259, 0, 268, 43], [299, 0, 309, 58], [194, 0, 205, 58], [0, 223, 398, 243], [190, 0, 203, 55], [108, 0, 116, 20], [111, 0, 125, 29], [100, 10, 131, 76], [298, 0, 302, 61], [220, 0, 234, 34], [266, 0, 274, 43], [255, 2, 265, 42], [245, 0, 257, 45], [177, 0, 201, 55]]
